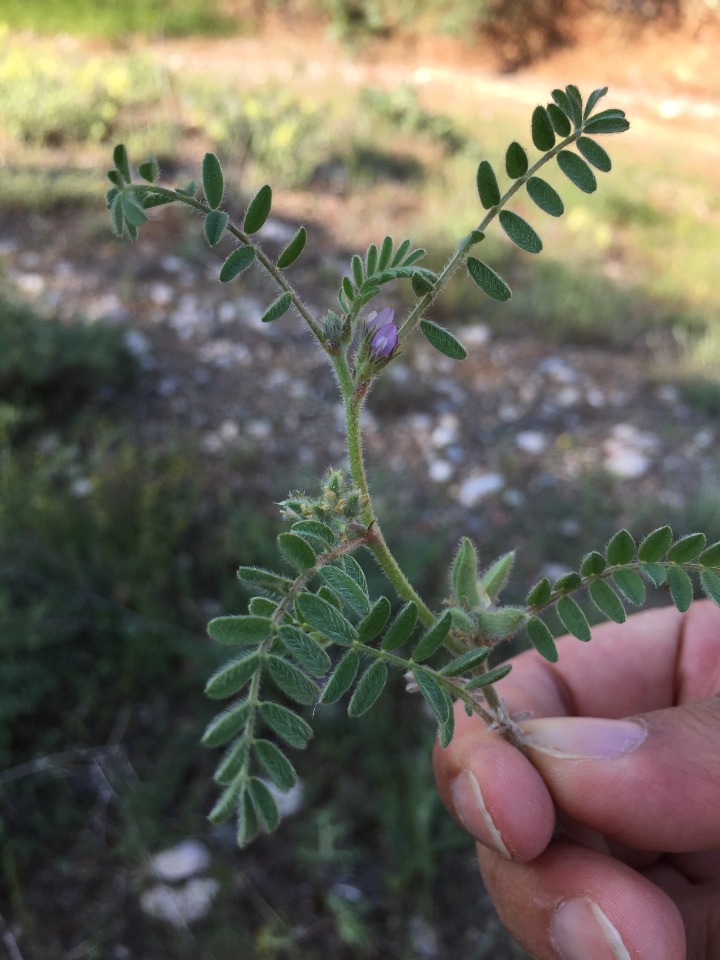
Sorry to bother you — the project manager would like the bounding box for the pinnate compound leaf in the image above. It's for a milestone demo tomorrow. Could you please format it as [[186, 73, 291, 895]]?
[[668, 533, 706, 564], [320, 650, 360, 704], [700, 569, 720, 607], [214, 741, 247, 785], [526, 177, 564, 217], [526, 577, 552, 607], [413, 611, 453, 662], [439, 647, 490, 676], [576, 137, 611, 172], [262, 292, 292, 323], [202, 700, 251, 748], [277, 625, 330, 677], [699, 542, 720, 567], [580, 551, 607, 577], [237, 566, 293, 596], [414, 669, 451, 726], [557, 595, 591, 641], [589, 580, 626, 623], [357, 596, 392, 643], [254, 739, 297, 791], [268, 656, 319, 705], [204, 210, 229, 246], [381, 601, 418, 650], [638, 526, 672, 562], [260, 702, 313, 748], [640, 561, 667, 587], [583, 86, 609, 118], [547, 103, 571, 136], [606, 529, 635, 565], [476, 160, 501, 209], [319, 565, 370, 615], [277, 532, 316, 571], [220, 246, 256, 282], [612, 568, 646, 606], [505, 141, 528, 178], [295, 592, 356, 646], [466, 257, 511, 302], [113, 144, 131, 183], [556, 151, 597, 194], [465, 663, 513, 690], [499, 210, 543, 254], [206, 651, 261, 699], [667, 566, 693, 612], [277, 226, 307, 268], [531, 106, 555, 150], [527, 617, 558, 662], [247, 777, 280, 833], [202, 152, 224, 208], [208, 615, 272, 646], [348, 661, 388, 717], [419, 320, 468, 360], [583, 116, 630, 135], [244, 184, 272, 234]]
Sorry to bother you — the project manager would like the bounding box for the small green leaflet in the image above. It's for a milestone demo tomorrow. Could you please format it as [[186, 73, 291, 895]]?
[[113, 144, 131, 183], [565, 85, 583, 127], [248, 596, 277, 616], [638, 526, 672, 562], [553, 572, 582, 592], [476, 160, 501, 209], [580, 551, 606, 577], [352, 254, 364, 289], [214, 740, 247, 785], [202, 699, 251, 747], [583, 116, 630, 135], [667, 566, 693, 612], [254, 739, 297, 791], [480, 551, 515, 601], [547, 103, 571, 136], [207, 615, 272, 646], [277, 226, 307, 268], [237, 566, 293, 595], [419, 319, 467, 360], [576, 137, 611, 172], [290, 520, 335, 547], [466, 257, 511, 302], [202, 152, 224, 209], [639, 562, 667, 587], [414, 669, 451, 728], [220, 246, 256, 282], [295, 592, 356, 646], [138, 157, 159, 183], [412, 611, 452, 662], [699, 541, 720, 566], [320, 650, 360, 704], [556, 151, 597, 193], [556, 595, 591, 642], [527, 617, 558, 662], [365, 243, 378, 276], [439, 647, 490, 676], [208, 777, 242, 824], [247, 777, 280, 833], [526, 577, 551, 607], [205, 651, 260, 699], [551, 88, 573, 118], [505, 141, 528, 179], [277, 625, 331, 677], [531, 106, 555, 151], [348, 661, 388, 717], [204, 210, 229, 246], [612, 568, 646, 606], [668, 533, 706, 564], [464, 663, 512, 689], [319, 565, 370, 615], [357, 596, 392, 644], [499, 210, 543, 254], [378, 235, 393, 270], [267, 655, 319, 705], [277, 532, 316, 571], [262, 292, 292, 323], [526, 177, 564, 217], [121, 194, 147, 227], [700, 569, 720, 607], [237, 788, 259, 847], [583, 86, 609, 119], [606, 529, 635, 565], [381, 601, 418, 650], [260, 701, 313, 749], [589, 580, 626, 623], [244, 184, 272, 234]]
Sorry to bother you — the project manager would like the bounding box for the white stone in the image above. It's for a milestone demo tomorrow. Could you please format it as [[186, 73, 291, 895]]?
[[151, 840, 211, 882], [602, 423, 658, 479], [515, 431, 548, 455], [456, 472, 504, 508], [427, 458, 453, 483], [140, 878, 219, 927], [603, 448, 652, 479]]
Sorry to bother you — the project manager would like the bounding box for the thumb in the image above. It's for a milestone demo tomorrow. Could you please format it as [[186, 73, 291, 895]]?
[[520, 695, 720, 852]]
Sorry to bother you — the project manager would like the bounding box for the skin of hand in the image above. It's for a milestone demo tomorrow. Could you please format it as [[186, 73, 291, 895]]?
[[433, 601, 720, 960]]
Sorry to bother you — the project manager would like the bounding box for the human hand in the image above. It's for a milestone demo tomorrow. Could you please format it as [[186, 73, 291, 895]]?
[[433, 602, 720, 960]]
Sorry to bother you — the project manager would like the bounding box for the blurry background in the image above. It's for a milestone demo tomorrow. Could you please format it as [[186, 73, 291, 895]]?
[[1, 2, 719, 957]]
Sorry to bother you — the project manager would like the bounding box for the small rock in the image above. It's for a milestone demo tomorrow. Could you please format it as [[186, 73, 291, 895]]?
[[456, 472, 504, 508], [603, 423, 658, 479], [151, 840, 211, 882], [140, 878, 219, 927]]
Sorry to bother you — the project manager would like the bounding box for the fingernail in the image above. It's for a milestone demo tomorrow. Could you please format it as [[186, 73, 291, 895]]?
[[551, 898, 631, 960], [450, 770, 511, 858], [521, 717, 646, 759]]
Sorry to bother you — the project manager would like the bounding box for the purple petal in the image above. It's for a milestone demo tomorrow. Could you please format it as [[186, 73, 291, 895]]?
[[370, 321, 398, 358], [366, 307, 394, 332]]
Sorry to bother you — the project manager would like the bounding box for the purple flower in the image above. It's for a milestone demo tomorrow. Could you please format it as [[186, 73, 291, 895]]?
[[370, 320, 398, 359], [366, 307, 394, 333]]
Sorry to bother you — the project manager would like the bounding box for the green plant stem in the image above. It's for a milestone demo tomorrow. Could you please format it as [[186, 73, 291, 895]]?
[[397, 125, 587, 342], [332, 352, 435, 627]]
